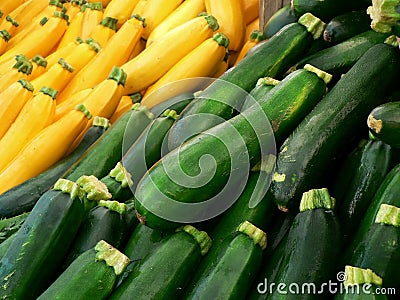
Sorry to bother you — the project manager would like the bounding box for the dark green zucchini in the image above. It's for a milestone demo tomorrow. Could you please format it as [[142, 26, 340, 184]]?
[[368, 101, 400, 148], [0, 231, 16, 261], [295, 30, 391, 78], [63, 103, 154, 182], [271, 43, 400, 212], [182, 221, 267, 299], [268, 188, 341, 300], [334, 139, 394, 242], [109, 225, 212, 299], [62, 200, 128, 270], [0, 179, 86, 299], [263, 4, 300, 39], [0, 212, 29, 244], [333, 266, 389, 300], [292, 0, 368, 21], [37, 240, 130, 300], [345, 162, 400, 264], [323, 10, 372, 44], [0, 117, 109, 218], [134, 65, 330, 230], [241, 77, 280, 111], [167, 13, 326, 150], [345, 203, 400, 291]]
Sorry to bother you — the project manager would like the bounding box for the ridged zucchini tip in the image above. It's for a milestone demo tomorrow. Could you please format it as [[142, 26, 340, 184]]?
[[54, 178, 85, 200], [108, 66, 127, 87], [39, 86, 58, 100], [298, 12, 326, 40], [213, 32, 230, 48], [95, 240, 130, 276], [367, 114, 383, 134], [299, 188, 336, 212], [375, 203, 400, 227], [109, 162, 133, 188], [98, 200, 128, 215], [304, 64, 333, 85], [178, 225, 212, 256], [237, 221, 268, 250], [92, 116, 110, 129], [204, 14, 219, 31], [343, 265, 383, 287], [76, 175, 112, 201]]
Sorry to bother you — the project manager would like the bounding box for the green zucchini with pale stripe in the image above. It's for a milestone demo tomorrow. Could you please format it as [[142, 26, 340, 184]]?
[[37, 240, 130, 300]]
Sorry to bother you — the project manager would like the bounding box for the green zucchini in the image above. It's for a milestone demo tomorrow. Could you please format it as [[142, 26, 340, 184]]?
[[271, 43, 400, 212], [0, 231, 16, 261], [345, 162, 400, 264], [323, 10, 372, 44], [241, 77, 280, 111], [0, 117, 109, 218], [63, 103, 154, 182], [134, 65, 331, 229], [62, 200, 128, 270], [182, 221, 267, 299], [37, 240, 130, 300], [346, 204, 400, 291], [167, 13, 326, 150], [334, 139, 394, 242], [0, 212, 29, 244], [0, 179, 87, 299], [295, 30, 391, 79], [263, 4, 300, 39], [368, 101, 400, 148], [109, 225, 211, 299], [292, 0, 368, 21], [268, 188, 341, 300]]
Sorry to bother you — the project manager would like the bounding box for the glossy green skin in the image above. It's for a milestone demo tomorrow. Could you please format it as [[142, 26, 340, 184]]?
[[0, 232, 16, 260], [110, 231, 202, 300], [183, 232, 264, 300], [0, 212, 29, 243], [296, 30, 391, 78], [335, 140, 393, 242], [135, 68, 327, 230], [272, 43, 400, 211], [345, 163, 400, 263], [0, 124, 107, 218], [241, 82, 277, 111], [263, 4, 299, 39], [62, 205, 127, 270], [369, 101, 400, 148], [348, 223, 400, 291], [168, 22, 314, 150], [268, 208, 342, 300], [292, 0, 368, 21], [64, 107, 154, 181], [38, 248, 117, 300], [323, 10, 371, 45], [0, 190, 85, 299]]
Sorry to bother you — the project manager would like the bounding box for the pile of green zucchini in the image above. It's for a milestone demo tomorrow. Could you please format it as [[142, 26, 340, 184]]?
[[1, 0, 400, 299]]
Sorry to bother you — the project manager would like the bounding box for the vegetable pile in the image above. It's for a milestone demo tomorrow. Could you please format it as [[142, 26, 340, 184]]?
[[0, 0, 400, 299]]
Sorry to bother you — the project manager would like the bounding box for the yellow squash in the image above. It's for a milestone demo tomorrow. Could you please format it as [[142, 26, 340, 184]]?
[[54, 87, 93, 121], [103, 0, 139, 28], [0, 0, 27, 19], [6, 0, 64, 49], [6, 0, 49, 31], [131, 0, 148, 17], [0, 54, 32, 92], [128, 37, 146, 60], [0, 104, 92, 194], [212, 55, 229, 78], [0, 30, 11, 55], [205, 0, 246, 52], [27, 55, 48, 80], [234, 29, 266, 65], [140, 0, 184, 40], [45, 37, 83, 68], [121, 14, 219, 95], [57, 14, 145, 103], [109, 92, 142, 123], [146, 0, 206, 46], [0, 15, 19, 37], [246, 17, 260, 39], [63, 0, 85, 20], [80, 1, 104, 40], [0, 79, 34, 140], [240, 0, 259, 24], [0, 86, 57, 172], [57, 6, 85, 49], [0, 10, 69, 64], [88, 16, 118, 47], [143, 32, 229, 107]]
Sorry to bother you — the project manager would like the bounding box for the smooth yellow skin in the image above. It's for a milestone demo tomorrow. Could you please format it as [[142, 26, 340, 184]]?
[[58, 16, 145, 103], [54, 88, 93, 121], [109, 95, 135, 123], [9, 0, 49, 32], [0, 108, 90, 194], [80, 6, 104, 41], [212, 59, 229, 78], [0, 38, 7, 56], [103, 0, 139, 29], [57, 11, 85, 50], [0, 80, 34, 140], [206, 0, 246, 52], [0, 90, 56, 172], [146, 0, 206, 46], [140, 0, 184, 40], [240, 0, 259, 24], [245, 17, 260, 39], [27, 60, 47, 81], [63, 2, 82, 21], [45, 40, 80, 69], [122, 15, 218, 94], [234, 40, 258, 66], [0, 0, 27, 18], [0, 13, 68, 64], [30, 59, 75, 93], [131, 0, 148, 17], [0, 15, 19, 37], [0, 67, 29, 92], [143, 36, 228, 106], [7, 2, 62, 49], [89, 21, 117, 48]]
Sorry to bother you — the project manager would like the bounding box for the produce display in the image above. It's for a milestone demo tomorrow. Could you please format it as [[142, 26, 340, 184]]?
[[0, 0, 399, 299]]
